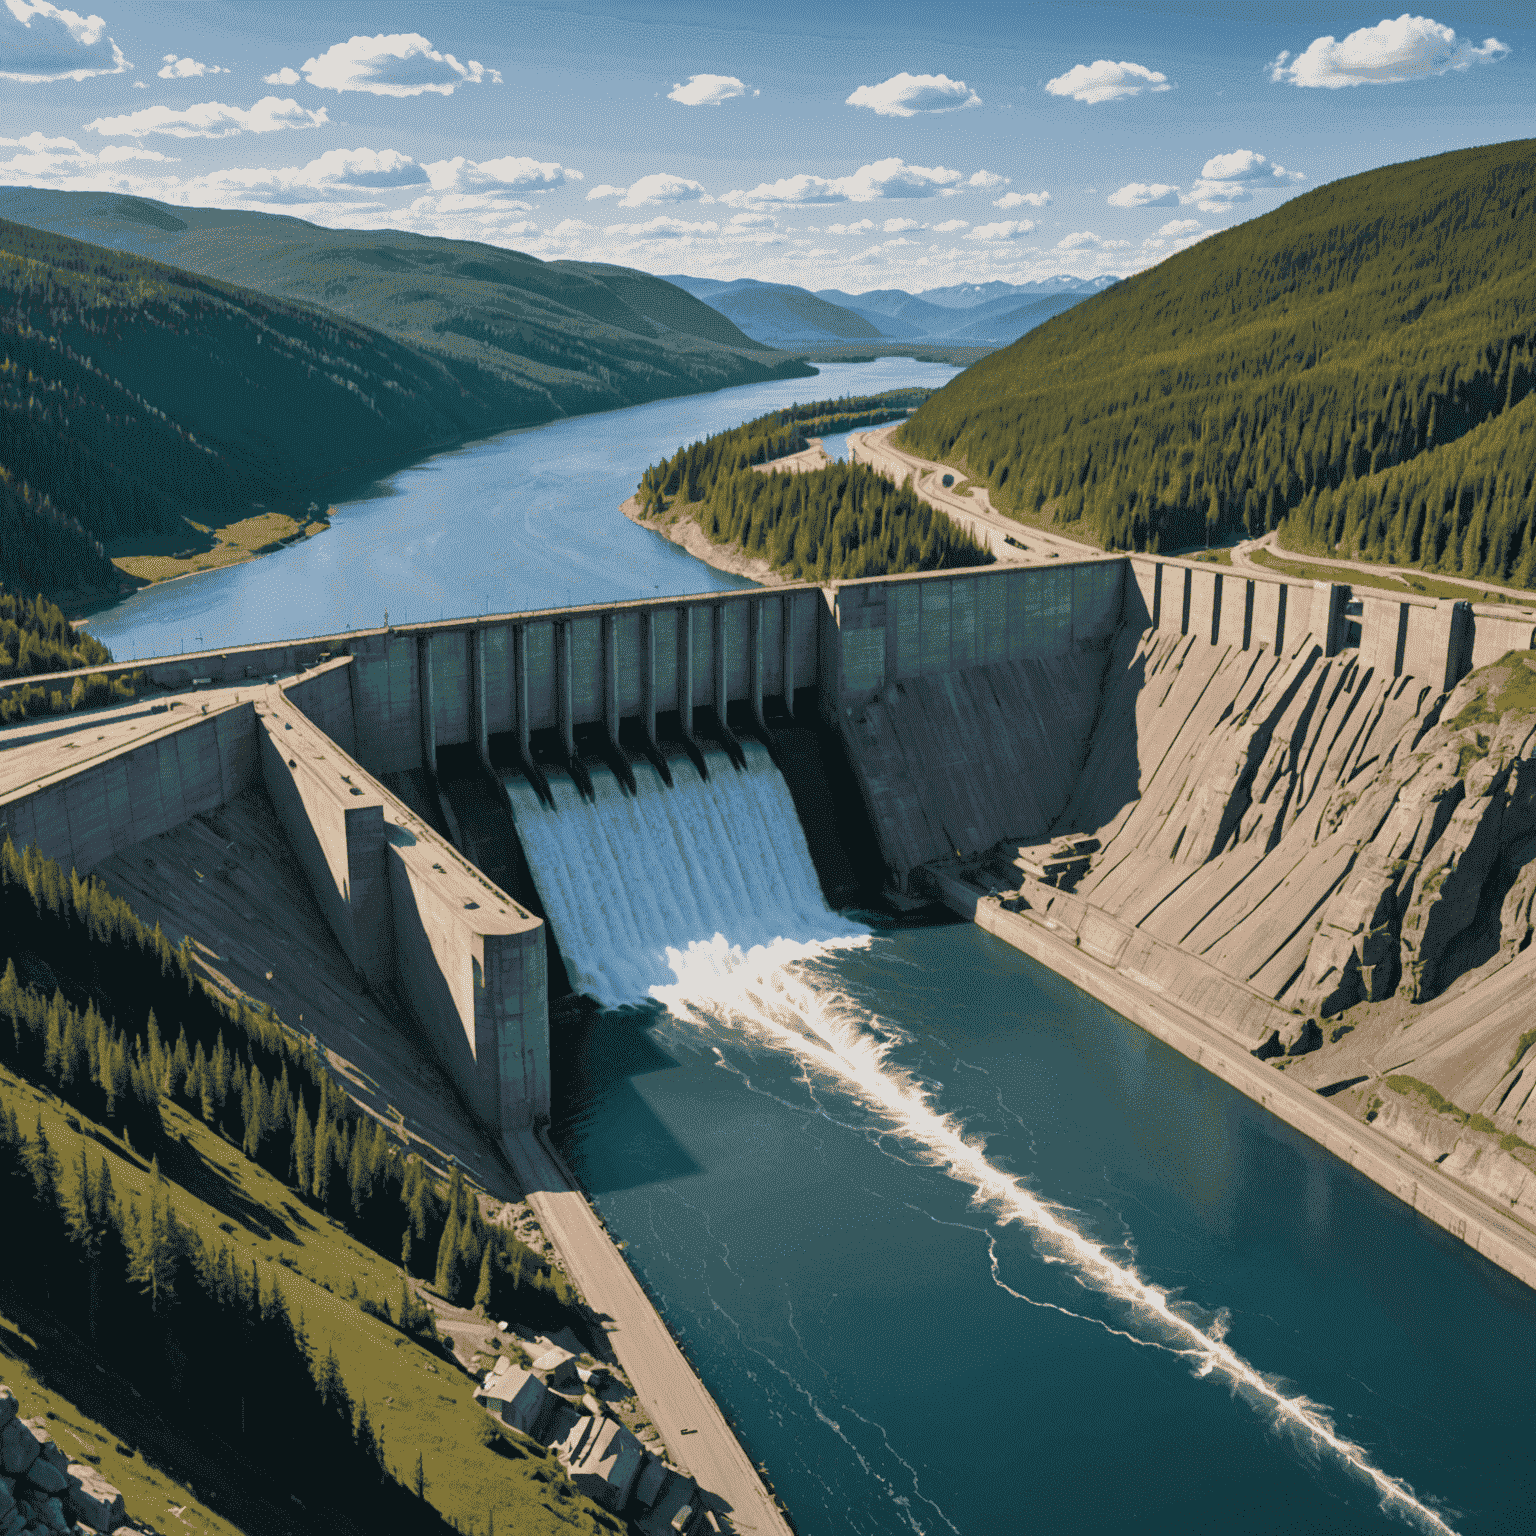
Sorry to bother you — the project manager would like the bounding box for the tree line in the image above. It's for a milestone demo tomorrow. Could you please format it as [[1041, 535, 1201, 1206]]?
[[0, 1100, 462, 1536], [0, 836, 584, 1330], [636, 391, 992, 581], [898, 140, 1536, 586]]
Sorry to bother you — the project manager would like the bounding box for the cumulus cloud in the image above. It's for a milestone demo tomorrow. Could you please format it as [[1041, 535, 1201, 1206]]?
[[1107, 181, 1180, 208], [1156, 218, 1201, 237], [585, 172, 709, 207], [931, 218, 969, 233], [159, 54, 225, 79], [668, 73, 747, 106], [966, 219, 1034, 240], [825, 218, 875, 234], [1045, 60, 1171, 104], [85, 96, 327, 139], [994, 190, 1049, 209], [177, 148, 432, 205], [425, 155, 582, 192], [1183, 150, 1302, 212], [882, 217, 923, 232], [263, 66, 300, 85], [1271, 14, 1508, 87], [282, 33, 500, 96], [847, 72, 980, 116], [0, 131, 171, 179], [603, 215, 719, 239], [1, 0, 128, 82], [729, 211, 775, 227], [967, 170, 1008, 189], [1058, 231, 1106, 250], [723, 157, 963, 206]]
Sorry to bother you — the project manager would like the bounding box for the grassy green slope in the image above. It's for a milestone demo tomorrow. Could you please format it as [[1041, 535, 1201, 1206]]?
[[899, 139, 1536, 584], [0, 189, 813, 423]]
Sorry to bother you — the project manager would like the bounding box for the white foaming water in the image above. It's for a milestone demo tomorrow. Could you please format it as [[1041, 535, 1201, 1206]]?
[[502, 741, 867, 1007], [508, 747, 1456, 1533]]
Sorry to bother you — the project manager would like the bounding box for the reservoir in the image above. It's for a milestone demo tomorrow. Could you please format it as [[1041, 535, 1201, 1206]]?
[[86, 360, 1536, 1533]]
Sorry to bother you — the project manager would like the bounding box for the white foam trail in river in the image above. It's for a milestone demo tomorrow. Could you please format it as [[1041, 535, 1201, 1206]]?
[[653, 943, 1459, 1535], [509, 747, 1456, 1533]]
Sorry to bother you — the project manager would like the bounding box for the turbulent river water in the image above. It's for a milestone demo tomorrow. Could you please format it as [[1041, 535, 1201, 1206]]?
[[86, 359, 1536, 1533]]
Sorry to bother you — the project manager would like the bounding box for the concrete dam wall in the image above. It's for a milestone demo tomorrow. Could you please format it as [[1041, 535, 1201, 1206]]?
[[4, 550, 1533, 1147]]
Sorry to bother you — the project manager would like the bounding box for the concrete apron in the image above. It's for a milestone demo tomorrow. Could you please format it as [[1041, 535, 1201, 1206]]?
[[927, 870, 1536, 1294]]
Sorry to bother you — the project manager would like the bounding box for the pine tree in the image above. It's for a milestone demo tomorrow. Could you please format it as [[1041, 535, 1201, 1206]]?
[[473, 1244, 494, 1316]]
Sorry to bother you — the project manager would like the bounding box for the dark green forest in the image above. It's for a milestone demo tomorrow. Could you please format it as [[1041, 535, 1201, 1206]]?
[[899, 139, 1536, 587], [0, 582, 140, 722], [637, 392, 993, 580]]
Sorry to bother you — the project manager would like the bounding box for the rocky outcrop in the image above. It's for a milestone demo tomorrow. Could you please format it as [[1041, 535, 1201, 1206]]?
[[0, 1389, 134, 1536], [1298, 654, 1536, 1013]]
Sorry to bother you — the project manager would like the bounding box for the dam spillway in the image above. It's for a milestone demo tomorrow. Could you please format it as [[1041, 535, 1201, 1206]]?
[[502, 742, 859, 1008]]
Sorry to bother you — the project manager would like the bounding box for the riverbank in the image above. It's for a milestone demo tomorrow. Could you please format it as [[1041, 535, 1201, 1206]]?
[[105, 508, 332, 592], [925, 868, 1536, 1292], [620, 494, 788, 586]]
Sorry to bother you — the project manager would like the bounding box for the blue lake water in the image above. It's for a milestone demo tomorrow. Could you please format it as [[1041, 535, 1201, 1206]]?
[[85, 359, 959, 661], [83, 358, 1536, 1535]]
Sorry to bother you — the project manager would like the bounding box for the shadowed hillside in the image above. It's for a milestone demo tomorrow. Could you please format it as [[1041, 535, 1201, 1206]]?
[[0, 188, 813, 426], [899, 139, 1536, 586]]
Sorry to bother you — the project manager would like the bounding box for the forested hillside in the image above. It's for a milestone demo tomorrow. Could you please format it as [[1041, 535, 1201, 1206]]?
[[0, 218, 506, 599], [0, 836, 614, 1535], [899, 139, 1536, 585], [636, 393, 992, 580], [0, 189, 813, 428]]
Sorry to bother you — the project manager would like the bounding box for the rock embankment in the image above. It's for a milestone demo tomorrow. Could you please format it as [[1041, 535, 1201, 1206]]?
[[0, 1387, 134, 1536]]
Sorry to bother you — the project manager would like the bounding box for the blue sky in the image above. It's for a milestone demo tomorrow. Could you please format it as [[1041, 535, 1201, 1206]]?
[[3, 1, 1531, 293]]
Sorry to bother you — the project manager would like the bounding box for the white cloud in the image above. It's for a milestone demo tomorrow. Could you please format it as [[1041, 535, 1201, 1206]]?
[[967, 170, 1008, 189], [1058, 231, 1105, 250], [425, 155, 582, 192], [603, 215, 719, 239], [263, 66, 301, 86], [931, 218, 969, 233], [729, 211, 775, 227], [967, 219, 1034, 240], [994, 190, 1049, 209], [1107, 181, 1180, 208], [586, 172, 710, 207], [847, 72, 980, 116], [825, 219, 875, 234], [1, 0, 128, 82], [287, 33, 500, 97], [85, 96, 327, 139], [0, 130, 173, 179], [159, 54, 225, 79], [883, 217, 922, 232], [723, 157, 964, 206], [668, 73, 746, 106], [1186, 181, 1250, 211], [1199, 149, 1302, 184], [1156, 218, 1201, 237], [1271, 14, 1508, 87], [179, 148, 430, 204], [1045, 60, 1171, 104]]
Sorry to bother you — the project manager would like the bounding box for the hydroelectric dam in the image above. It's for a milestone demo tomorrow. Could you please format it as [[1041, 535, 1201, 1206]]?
[[6, 546, 1536, 1532]]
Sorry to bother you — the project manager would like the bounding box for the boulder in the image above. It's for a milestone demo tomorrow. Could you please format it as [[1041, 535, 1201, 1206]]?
[[0, 1391, 16, 1433], [23, 1465, 66, 1498], [0, 1423, 39, 1477], [19, 1429, 64, 1476], [0, 1510, 23, 1536], [65, 1468, 123, 1534]]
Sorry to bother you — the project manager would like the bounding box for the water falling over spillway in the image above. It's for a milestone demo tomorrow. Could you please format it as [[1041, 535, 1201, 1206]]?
[[502, 741, 868, 1007]]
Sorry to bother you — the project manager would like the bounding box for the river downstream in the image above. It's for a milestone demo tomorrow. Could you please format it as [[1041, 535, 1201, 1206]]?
[[84, 360, 1536, 1533]]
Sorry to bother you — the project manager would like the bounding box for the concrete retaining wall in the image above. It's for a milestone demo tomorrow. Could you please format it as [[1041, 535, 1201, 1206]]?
[[0, 702, 256, 873]]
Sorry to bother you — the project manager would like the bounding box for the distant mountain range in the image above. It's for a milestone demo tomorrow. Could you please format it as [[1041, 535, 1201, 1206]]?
[[663, 273, 1120, 348]]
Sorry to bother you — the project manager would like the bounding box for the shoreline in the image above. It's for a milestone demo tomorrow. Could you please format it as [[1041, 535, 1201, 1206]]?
[[620, 495, 790, 587], [926, 869, 1536, 1292]]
